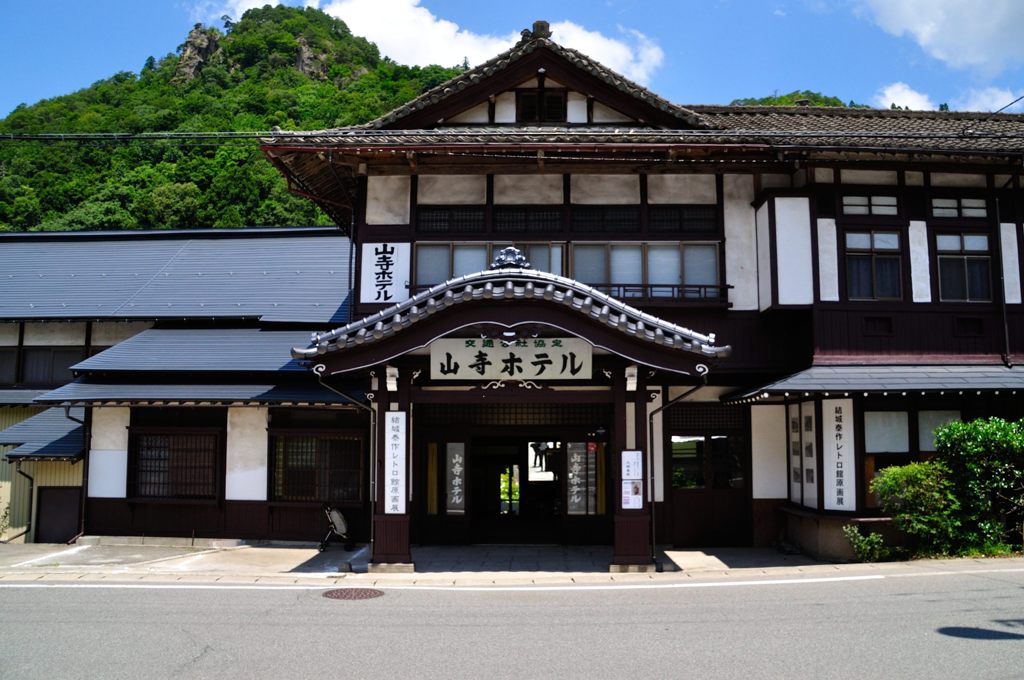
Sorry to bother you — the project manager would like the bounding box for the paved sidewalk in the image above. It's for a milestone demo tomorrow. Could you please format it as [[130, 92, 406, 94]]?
[[0, 539, 1020, 588]]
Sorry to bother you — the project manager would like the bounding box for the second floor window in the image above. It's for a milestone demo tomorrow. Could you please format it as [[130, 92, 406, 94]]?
[[842, 195, 898, 216], [516, 89, 567, 123], [932, 197, 987, 219], [937, 233, 992, 302], [845, 231, 901, 300], [414, 242, 563, 287], [572, 242, 720, 300]]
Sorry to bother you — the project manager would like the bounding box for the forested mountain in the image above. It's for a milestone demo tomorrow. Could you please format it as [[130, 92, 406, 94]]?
[[0, 6, 865, 232], [0, 6, 461, 231], [730, 90, 869, 108]]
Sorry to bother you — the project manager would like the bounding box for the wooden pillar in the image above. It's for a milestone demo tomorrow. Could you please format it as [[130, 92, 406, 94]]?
[[371, 366, 413, 567], [611, 369, 653, 568]]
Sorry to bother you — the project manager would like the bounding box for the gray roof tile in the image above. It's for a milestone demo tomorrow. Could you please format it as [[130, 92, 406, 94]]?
[[0, 231, 352, 324]]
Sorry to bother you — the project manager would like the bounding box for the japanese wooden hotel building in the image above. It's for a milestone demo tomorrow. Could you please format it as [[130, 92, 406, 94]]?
[[3, 23, 1024, 567]]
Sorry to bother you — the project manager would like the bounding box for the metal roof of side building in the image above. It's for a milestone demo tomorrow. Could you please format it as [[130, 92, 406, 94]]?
[[0, 229, 353, 325], [0, 407, 84, 461]]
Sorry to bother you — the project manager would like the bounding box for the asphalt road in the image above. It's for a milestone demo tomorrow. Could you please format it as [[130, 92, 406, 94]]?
[[1, 568, 1022, 680]]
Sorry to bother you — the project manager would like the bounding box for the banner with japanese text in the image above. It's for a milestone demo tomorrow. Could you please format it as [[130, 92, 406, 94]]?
[[429, 337, 592, 380], [822, 399, 856, 511], [384, 411, 407, 514], [359, 242, 410, 304]]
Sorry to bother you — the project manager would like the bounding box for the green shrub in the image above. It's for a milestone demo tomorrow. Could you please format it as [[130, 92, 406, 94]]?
[[870, 461, 960, 555], [842, 524, 889, 562], [934, 418, 1024, 550]]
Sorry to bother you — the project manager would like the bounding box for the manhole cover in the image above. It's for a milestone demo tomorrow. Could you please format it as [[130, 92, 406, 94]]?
[[323, 588, 384, 600]]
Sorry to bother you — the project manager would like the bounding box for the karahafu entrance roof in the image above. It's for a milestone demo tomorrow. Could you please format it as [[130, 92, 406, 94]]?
[[293, 267, 731, 361]]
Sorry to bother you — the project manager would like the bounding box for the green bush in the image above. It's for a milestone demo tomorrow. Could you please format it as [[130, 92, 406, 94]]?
[[871, 461, 960, 555], [934, 418, 1024, 550], [842, 524, 889, 562]]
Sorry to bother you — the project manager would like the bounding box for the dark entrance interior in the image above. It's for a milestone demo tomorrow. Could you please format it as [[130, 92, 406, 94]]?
[[470, 438, 562, 543], [35, 486, 81, 543]]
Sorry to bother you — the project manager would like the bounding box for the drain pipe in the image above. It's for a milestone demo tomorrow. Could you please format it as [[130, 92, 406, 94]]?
[[646, 372, 709, 567], [1, 462, 35, 544], [315, 373, 377, 555], [63, 406, 88, 544], [995, 174, 1017, 368]]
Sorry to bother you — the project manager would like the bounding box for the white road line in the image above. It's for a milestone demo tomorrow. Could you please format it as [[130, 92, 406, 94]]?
[[0, 583, 332, 591], [9, 545, 91, 568]]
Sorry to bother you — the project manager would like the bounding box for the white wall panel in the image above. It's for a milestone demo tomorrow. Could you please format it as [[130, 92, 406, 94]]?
[[494, 92, 516, 123], [225, 407, 268, 501], [813, 168, 833, 184], [92, 321, 153, 346], [817, 218, 839, 302], [1001, 223, 1021, 304], [592, 101, 631, 123], [751, 405, 787, 499], [756, 203, 772, 311], [88, 450, 127, 498], [570, 175, 640, 204], [841, 169, 898, 185], [760, 173, 791, 189], [365, 176, 410, 225], [774, 197, 814, 305], [23, 322, 87, 345], [92, 407, 129, 450], [0, 323, 18, 346], [647, 174, 716, 204], [930, 172, 986, 188], [448, 102, 488, 124], [723, 174, 758, 311], [494, 174, 563, 204], [418, 175, 486, 205], [566, 92, 587, 123], [909, 220, 931, 302]]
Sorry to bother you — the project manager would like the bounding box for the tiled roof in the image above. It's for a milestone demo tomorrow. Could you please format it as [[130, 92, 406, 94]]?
[[360, 37, 702, 129], [265, 112, 1024, 155], [0, 229, 352, 324], [75, 328, 313, 374], [727, 364, 1024, 402], [294, 267, 731, 360], [0, 407, 84, 461], [34, 381, 358, 406]]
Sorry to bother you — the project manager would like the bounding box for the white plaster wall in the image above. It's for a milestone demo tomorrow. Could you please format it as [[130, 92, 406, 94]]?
[[91, 321, 153, 346], [493, 174, 563, 204], [494, 92, 516, 123], [225, 407, 268, 501], [813, 168, 833, 184], [625, 402, 636, 450], [418, 175, 486, 205], [905, 171, 924, 186], [570, 175, 640, 204], [88, 407, 130, 499], [760, 174, 791, 189], [774, 197, 814, 305], [751, 405, 787, 499], [365, 176, 410, 225], [1001, 223, 1022, 304], [930, 172, 986, 188], [841, 169, 898, 185], [723, 174, 758, 311], [647, 390, 664, 503], [0, 323, 18, 346], [647, 174, 716, 204], [566, 92, 587, 123], [817, 218, 840, 302], [448, 102, 489, 124], [909, 220, 932, 302], [516, 77, 539, 88], [23, 322, 87, 345], [592, 101, 632, 123], [756, 202, 772, 311]]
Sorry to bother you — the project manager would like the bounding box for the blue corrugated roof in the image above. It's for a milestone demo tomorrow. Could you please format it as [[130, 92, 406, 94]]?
[[0, 231, 352, 324], [75, 328, 313, 373], [0, 390, 46, 405], [0, 407, 84, 460], [34, 381, 358, 406]]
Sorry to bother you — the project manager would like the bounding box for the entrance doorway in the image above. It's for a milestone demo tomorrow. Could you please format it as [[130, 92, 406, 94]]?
[[470, 438, 561, 543]]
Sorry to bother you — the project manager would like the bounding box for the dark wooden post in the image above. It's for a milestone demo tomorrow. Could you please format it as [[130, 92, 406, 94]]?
[[371, 366, 413, 567], [611, 369, 653, 569]]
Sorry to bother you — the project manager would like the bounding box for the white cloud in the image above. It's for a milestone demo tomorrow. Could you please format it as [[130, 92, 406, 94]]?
[[872, 82, 936, 110], [857, 0, 1024, 74], [953, 87, 1024, 113], [317, 0, 664, 83]]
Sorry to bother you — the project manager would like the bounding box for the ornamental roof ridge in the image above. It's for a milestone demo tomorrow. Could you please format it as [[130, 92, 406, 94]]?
[[265, 26, 702, 137], [292, 268, 731, 360]]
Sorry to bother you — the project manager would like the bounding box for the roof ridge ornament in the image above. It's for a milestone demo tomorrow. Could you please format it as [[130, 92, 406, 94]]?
[[516, 20, 552, 47], [490, 246, 532, 270]]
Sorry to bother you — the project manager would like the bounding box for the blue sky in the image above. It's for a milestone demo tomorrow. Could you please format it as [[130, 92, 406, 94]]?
[[2, 0, 1023, 119]]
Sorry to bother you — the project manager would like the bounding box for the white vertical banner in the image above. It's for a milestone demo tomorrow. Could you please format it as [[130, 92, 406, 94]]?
[[384, 411, 407, 514], [822, 399, 856, 511], [360, 242, 410, 304]]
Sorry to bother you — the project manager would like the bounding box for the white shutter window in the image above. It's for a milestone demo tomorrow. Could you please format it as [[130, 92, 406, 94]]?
[[452, 245, 487, 277], [573, 245, 607, 285], [415, 245, 449, 286], [647, 245, 681, 298]]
